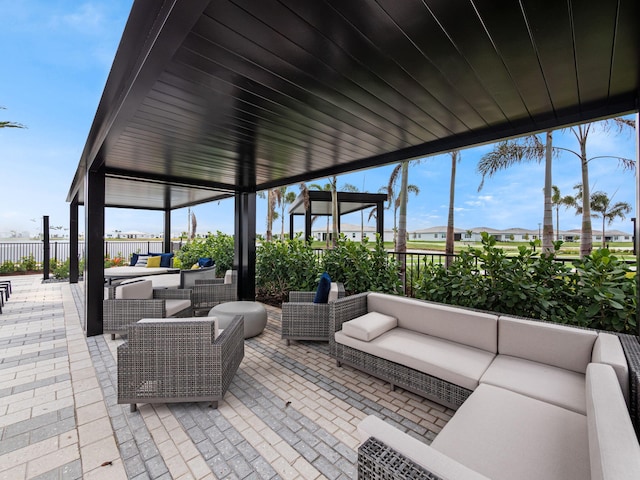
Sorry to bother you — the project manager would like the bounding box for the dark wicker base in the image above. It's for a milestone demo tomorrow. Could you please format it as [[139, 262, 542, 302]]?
[[358, 437, 442, 480], [332, 342, 472, 410], [618, 333, 640, 436]]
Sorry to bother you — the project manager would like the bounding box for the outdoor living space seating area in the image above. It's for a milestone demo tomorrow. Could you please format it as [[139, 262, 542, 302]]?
[[0, 275, 454, 479]]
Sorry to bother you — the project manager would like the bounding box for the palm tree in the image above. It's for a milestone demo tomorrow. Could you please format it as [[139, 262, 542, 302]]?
[[259, 189, 277, 242], [550, 186, 575, 241], [590, 192, 632, 249], [445, 151, 460, 267], [342, 182, 370, 242], [275, 186, 297, 239], [477, 131, 555, 253], [383, 162, 420, 250], [304, 181, 333, 247], [0, 106, 25, 129]]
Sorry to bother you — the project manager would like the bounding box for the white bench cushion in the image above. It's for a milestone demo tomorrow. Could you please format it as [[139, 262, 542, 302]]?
[[432, 384, 590, 480], [358, 415, 491, 480], [480, 355, 586, 414], [328, 282, 340, 302], [367, 293, 498, 353], [498, 316, 597, 373], [165, 299, 191, 317], [335, 327, 495, 391], [586, 363, 640, 480], [342, 312, 397, 342], [115, 280, 153, 300]]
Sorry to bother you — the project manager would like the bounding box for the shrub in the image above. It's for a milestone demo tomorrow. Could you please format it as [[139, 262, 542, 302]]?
[[255, 236, 319, 304], [20, 254, 37, 271], [175, 231, 234, 275], [0, 260, 15, 274], [322, 235, 402, 295]]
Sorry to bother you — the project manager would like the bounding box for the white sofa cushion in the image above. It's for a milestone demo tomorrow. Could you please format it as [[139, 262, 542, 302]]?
[[367, 293, 498, 353], [498, 316, 597, 373], [586, 363, 640, 480], [165, 299, 191, 317], [480, 355, 586, 414], [342, 312, 397, 342], [115, 280, 153, 300], [358, 415, 491, 480], [432, 384, 590, 480], [335, 327, 495, 391], [591, 333, 629, 405]]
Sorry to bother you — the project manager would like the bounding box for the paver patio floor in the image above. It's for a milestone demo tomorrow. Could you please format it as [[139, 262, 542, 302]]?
[[0, 275, 452, 479]]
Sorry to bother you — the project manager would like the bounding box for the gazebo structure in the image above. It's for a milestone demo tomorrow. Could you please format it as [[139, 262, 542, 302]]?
[[66, 0, 639, 337], [288, 191, 387, 242]]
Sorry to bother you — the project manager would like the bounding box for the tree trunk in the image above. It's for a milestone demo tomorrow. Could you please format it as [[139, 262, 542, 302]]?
[[445, 152, 457, 267], [266, 189, 273, 242], [542, 131, 554, 254], [331, 176, 338, 248], [578, 129, 592, 257], [397, 161, 408, 254], [602, 216, 606, 249], [555, 206, 560, 242]]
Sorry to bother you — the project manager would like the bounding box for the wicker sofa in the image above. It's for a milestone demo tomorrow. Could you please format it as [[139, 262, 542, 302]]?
[[330, 292, 640, 479]]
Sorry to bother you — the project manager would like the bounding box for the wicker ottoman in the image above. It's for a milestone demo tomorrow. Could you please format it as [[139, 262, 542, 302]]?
[[209, 301, 267, 338]]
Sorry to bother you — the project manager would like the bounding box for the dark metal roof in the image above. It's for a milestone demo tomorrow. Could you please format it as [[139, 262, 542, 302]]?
[[67, 0, 639, 209], [289, 191, 387, 217]]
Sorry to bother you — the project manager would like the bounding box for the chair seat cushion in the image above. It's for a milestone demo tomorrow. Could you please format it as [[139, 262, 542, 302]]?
[[432, 384, 590, 480], [165, 299, 191, 317], [335, 327, 495, 390], [480, 354, 586, 414]]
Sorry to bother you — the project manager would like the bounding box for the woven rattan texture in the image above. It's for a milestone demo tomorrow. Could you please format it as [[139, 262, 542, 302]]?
[[618, 333, 640, 435], [103, 288, 192, 335], [117, 316, 244, 408], [281, 284, 345, 342], [191, 273, 238, 312], [358, 437, 442, 480]]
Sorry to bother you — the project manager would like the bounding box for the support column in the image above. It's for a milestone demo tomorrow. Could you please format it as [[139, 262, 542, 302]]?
[[376, 200, 385, 241], [289, 214, 295, 240], [234, 192, 256, 301], [305, 208, 312, 242], [69, 198, 79, 283], [164, 209, 171, 252], [43, 216, 50, 280], [636, 112, 639, 336], [85, 166, 105, 336]]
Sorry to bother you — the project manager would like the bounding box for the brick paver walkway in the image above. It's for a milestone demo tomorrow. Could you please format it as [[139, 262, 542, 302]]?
[[0, 275, 452, 479]]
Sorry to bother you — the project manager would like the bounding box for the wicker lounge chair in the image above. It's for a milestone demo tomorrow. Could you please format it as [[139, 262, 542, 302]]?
[[179, 266, 216, 289], [190, 269, 238, 314], [103, 280, 192, 339], [117, 316, 244, 411], [281, 282, 345, 345]]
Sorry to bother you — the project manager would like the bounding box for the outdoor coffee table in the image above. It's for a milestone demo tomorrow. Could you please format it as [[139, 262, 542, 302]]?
[[208, 301, 267, 338]]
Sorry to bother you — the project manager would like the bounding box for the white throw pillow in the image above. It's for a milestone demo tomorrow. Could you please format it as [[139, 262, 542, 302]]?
[[342, 312, 397, 342], [135, 255, 149, 267]]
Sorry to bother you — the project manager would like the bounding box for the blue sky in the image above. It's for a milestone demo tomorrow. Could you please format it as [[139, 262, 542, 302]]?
[[1, 1, 637, 239]]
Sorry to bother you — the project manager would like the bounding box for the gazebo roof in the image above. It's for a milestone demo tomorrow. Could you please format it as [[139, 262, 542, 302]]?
[[67, 0, 639, 210]]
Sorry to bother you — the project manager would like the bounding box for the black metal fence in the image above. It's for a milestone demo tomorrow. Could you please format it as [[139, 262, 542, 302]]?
[[0, 241, 185, 265]]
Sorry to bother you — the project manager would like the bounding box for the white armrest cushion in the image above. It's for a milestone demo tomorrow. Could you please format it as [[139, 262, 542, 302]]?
[[342, 312, 397, 341], [586, 363, 640, 480], [591, 333, 629, 405], [328, 282, 340, 302], [358, 415, 491, 480]]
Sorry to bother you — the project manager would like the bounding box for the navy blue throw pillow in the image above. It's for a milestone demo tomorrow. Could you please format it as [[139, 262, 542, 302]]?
[[313, 272, 332, 304], [130, 253, 139, 266], [198, 257, 214, 268], [149, 252, 174, 267]]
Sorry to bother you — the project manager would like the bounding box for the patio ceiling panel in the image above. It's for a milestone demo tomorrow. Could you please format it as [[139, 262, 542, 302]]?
[[67, 0, 639, 210]]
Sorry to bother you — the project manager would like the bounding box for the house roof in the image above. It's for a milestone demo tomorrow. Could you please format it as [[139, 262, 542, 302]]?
[[67, 0, 639, 211]]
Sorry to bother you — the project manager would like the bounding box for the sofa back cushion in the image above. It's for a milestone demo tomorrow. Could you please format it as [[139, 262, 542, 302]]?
[[498, 316, 597, 373], [342, 312, 397, 342], [116, 280, 153, 300], [367, 293, 498, 353], [586, 363, 640, 480]]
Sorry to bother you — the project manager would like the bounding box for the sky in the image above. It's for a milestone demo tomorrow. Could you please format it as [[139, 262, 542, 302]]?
[[1, 1, 637, 240]]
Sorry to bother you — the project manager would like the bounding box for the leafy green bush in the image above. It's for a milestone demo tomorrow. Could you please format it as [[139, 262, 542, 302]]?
[[175, 231, 234, 275], [20, 254, 38, 271], [0, 260, 15, 274], [52, 259, 69, 279], [256, 236, 319, 304], [414, 233, 636, 333], [322, 235, 402, 295]]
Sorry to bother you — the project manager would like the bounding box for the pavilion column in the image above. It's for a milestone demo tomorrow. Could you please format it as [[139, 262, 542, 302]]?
[[163, 209, 171, 253], [376, 200, 385, 241], [289, 214, 294, 240], [234, 192, 256, 301], [85, 165, 105, 337], [305, 208, 312, 242], [69, 197, 79, 284], [636, 112, 639, 336]]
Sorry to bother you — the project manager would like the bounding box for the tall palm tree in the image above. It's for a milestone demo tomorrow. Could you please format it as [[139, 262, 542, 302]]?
[[305, 181, 333, 247], [477, 131, 554, 253], [383, 162, 420, 250], [342, 182, 371, 242], [0, 107, 25, 129], [257, 189, 278, 241], [275, 186, 297, 240], [550, 186, 575, 241], [445, 151, 460, 267], [590, 192, 632, 249]]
